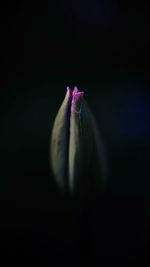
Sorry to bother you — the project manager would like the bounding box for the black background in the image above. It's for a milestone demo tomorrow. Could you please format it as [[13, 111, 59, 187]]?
[[0, 2, 150, 266]]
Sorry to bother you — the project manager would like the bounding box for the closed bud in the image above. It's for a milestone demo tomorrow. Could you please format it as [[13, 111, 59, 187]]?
[[50, 86, 107, 196]]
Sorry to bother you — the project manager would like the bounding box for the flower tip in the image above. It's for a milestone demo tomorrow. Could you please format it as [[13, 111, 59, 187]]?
[[66, 86, 72, 97], [73, 86, 79, 94]]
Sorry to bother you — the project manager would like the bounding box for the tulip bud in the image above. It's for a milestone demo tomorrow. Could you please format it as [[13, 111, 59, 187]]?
[[50, 86, 107, 196]]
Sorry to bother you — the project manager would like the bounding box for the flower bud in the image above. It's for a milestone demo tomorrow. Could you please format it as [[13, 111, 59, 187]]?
[[50, 86, 107, 196]]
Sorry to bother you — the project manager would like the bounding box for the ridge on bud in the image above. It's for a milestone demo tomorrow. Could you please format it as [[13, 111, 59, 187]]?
[[50, 86, 107, 196]]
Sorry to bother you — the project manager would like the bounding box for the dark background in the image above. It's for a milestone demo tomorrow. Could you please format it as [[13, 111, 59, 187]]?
[[0, 2, 150, 266]]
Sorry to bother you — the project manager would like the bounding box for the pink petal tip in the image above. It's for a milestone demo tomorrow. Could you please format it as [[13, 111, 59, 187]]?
[[66, 86, 72, 97]]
